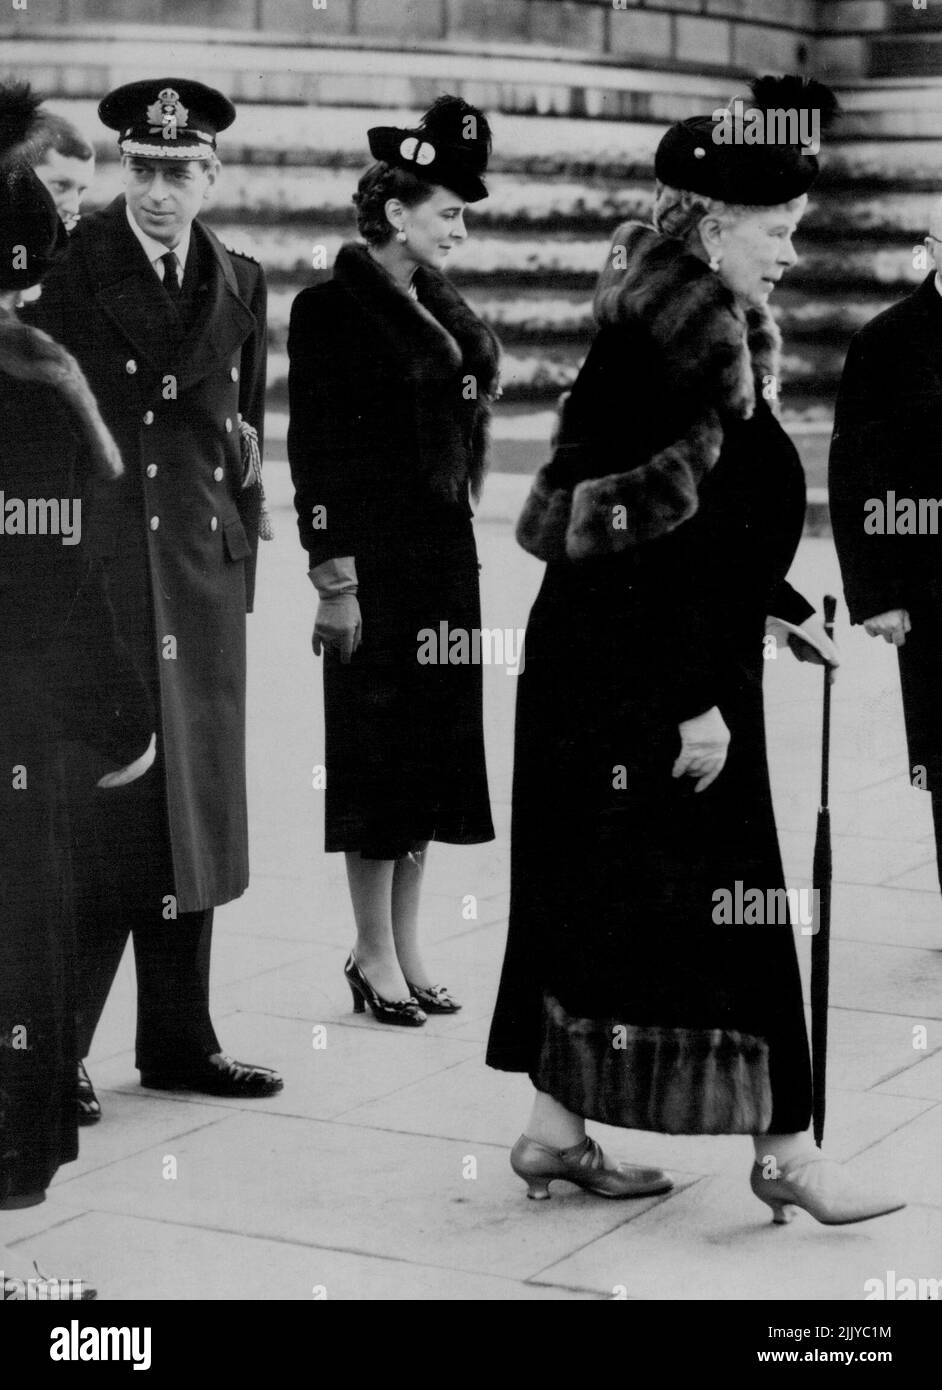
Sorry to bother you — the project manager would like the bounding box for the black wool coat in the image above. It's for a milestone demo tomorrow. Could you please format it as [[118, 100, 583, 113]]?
[[487, 224, 814, 1136], [1, 314, 151, 1202], [829, 273, 942, 790], [23, 196, 268, 910], [288, 242, 500, 856]]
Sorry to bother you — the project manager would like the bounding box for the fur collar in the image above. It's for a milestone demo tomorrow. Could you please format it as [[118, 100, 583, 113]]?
[[333, 241, 500, 502], [517, 222, 783, 563], [0, 310, 122, 479]]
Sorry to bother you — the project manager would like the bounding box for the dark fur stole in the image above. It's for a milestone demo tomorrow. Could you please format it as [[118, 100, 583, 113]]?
[[333, 241, 500, 503], [0, 309, 122, 479], [517, 221, 782, 562]]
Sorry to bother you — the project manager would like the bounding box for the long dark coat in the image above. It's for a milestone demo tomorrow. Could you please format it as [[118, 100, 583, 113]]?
[[487, 223, 814, 1136], [24, 196, 267, 910], [829, 273, 942, 791], [1, 314, 150, 1203], [288, 242, 499, 858]]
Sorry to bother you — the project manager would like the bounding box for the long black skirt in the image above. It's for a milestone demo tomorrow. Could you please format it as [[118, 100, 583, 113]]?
[[486, 568, 812, 1137], [0, 698, 78, 1206], [322, 513, 494, 859]]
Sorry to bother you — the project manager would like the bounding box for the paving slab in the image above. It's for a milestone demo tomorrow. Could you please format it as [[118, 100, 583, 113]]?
[[51, 1111, 685, 1284], [530, 1171, 929, 1301], [7, 1212, 601, 1301], [87, 1011, 480, 1125]]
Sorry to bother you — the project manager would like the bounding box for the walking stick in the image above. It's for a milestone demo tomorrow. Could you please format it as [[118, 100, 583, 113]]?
[[811, 593, 837, 1147]]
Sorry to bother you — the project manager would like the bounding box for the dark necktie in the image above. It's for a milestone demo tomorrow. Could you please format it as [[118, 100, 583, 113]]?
[[161, 251, 180, 298]]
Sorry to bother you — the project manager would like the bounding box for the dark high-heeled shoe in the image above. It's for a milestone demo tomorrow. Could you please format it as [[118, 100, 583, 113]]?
[[344, 952, 427, 1027], [405, 980, 462, 1014]]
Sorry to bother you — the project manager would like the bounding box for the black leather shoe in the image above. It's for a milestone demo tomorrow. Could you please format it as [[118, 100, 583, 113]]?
[[140, 1052, 283, 1097], [406, 980, 462, 1014], [77, 1061, 102, 1126]]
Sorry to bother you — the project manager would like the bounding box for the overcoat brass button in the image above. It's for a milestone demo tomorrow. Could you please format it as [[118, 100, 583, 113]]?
[[225, 417, 233, 433], [149, 516, 160, 530], [126, 359, 137, 374], [230, 367, 239, 381], [143, 410, 154, 425], [210, 516, 218, 532], [213, 466, 224, 482], [146, 464, 158, 478]]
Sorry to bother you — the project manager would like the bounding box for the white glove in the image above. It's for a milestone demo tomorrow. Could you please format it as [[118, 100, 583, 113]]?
[[672, 706, 730, 793], [766, 614, 840, 669], [863, 608, 910, 647], [96, 732, 156, 789]]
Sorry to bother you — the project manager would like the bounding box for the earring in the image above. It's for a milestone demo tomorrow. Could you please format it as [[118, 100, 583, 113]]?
[[396, 229, 407, 244], [709, 254, 722, 273]]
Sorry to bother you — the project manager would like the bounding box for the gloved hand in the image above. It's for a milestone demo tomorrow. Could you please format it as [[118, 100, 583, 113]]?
[[309, 556, 362, 664], [97, 731, 157, 789], [672, 705, 730, 793], [863, 608, 910, 647], [766, 613, 840, 669]]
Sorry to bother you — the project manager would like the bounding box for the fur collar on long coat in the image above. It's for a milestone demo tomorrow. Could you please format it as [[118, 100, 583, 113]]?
[[0, 309, 122, 479], [516, 220, 782, 562], [333, 241, 500, 503]]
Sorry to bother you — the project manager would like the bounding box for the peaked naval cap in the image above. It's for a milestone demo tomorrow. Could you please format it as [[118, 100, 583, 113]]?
[[654, 74, 840, 207], [99, 78, 236, 160], [367, 95, 492, 203]]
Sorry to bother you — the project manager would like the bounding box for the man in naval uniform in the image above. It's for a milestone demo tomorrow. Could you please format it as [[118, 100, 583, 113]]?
[[24, 78, 282, 1117]]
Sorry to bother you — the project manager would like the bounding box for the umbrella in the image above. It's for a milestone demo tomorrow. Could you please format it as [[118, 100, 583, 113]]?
[[811, 593, 838, 1146]]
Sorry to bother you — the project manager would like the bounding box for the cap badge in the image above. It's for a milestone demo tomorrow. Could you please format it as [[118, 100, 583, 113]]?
[[146, 88, 189, 141], [399, 136, 435, 166]]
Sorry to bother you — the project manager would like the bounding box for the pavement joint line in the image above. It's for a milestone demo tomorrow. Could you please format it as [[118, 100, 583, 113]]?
[[522, 1179, 706, 1284], [863, 1048, 942, 1087], [24, 1206, 607, 1294], [50, 1116, 232, 1189], [6, 1209, 98, 1250]]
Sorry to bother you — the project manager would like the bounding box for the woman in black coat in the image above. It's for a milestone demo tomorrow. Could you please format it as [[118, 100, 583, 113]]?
[[289, 98, 500, 1025], [0, 85, 152, 1293], [487, 78, 904, 1226]]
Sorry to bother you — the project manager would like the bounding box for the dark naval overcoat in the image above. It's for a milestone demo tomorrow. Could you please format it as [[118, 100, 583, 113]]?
[[829, 272, 942, 791], [24, 195, 267, 911]]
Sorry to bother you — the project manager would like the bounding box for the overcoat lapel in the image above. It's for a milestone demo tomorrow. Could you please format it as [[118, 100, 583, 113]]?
[[87, 198, 181, 371], [172, 223, 257, 393]]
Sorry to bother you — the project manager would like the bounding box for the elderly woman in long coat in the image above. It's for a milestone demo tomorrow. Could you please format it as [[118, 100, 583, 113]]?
[[487, 77, 904, 1227]]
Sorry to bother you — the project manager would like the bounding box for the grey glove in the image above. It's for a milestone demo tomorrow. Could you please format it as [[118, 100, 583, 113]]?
[[308, 556, 362, 664]]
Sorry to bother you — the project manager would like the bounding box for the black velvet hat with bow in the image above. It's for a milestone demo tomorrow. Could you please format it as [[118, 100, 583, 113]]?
[[655, 74, 840, 206], [368, 95, 492, 203]]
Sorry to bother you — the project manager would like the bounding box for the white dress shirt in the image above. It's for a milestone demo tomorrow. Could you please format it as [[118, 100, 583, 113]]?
[[125, 202, 191, 283]]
